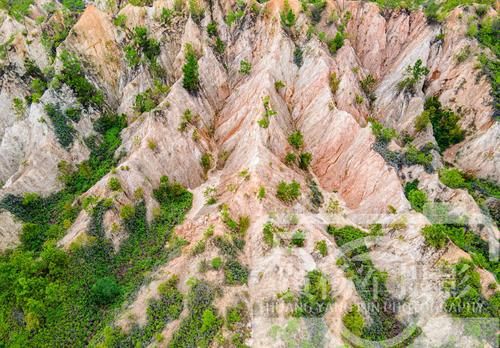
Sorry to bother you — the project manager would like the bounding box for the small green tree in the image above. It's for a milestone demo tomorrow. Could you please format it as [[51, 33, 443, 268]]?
[[280, 0, 296, 28], [182, 44, 200, 93], [91, 277, 121, 306], [288, 131, 304, 149], [397, 59, 429, 94]]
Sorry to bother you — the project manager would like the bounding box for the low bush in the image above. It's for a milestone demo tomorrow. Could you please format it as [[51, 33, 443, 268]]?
[[360, 74, 377, 104], [276, 180, 301, 203], [188, 0, 204, 23], [404, 144, 433, 168], [421, 224, 452, 249], [90, 276, 121, 306], [298, 152, 312, 170], [288, 131, 304, 149], [327, 30, 345, 54], [439, 167, 466, 189], [182, 44, 200, 93], [342, 304, 365, 336], [224, 259, 249, 285], [134, 81, 170, 113], [280, 0, 296, 28], [315, 240, 328, 256], [368, 118, 397, 144], [291, 230, 305, 247], [113, 14, 127, 28], [404, 180, 427, 212], [45, 103, 75, 149], [211, 257, 222, 269], [293, 47, 303, 67], [239, 59, 252, 74], [200, 153, 213, 172], [423, 97, 464, 151], [107, 177, 121, 191], [329, 72, 341, 94], [296, 270, 333, 317]]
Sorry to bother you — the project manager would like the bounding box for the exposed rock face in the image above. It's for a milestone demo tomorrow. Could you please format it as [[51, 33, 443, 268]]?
[[0, 0, 498, 347]]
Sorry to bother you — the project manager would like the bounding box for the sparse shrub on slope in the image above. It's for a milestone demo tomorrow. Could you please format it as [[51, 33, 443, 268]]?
[[397, 59, 429, 94]]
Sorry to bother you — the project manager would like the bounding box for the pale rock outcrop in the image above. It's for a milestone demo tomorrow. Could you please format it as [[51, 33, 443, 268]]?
[[64, 5, 123, 105]]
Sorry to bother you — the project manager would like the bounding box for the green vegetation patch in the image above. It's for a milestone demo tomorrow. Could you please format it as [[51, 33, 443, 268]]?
[[328, 225, 421, 343]]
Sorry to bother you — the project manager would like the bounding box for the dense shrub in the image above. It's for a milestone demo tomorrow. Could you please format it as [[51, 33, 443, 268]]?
[[423, 97, 464, 151], [404, 144, 433, 168], [291, 230, 306, 247], [144, 276, 183, 340], [293, 47, 303, 67], [404, 180, 428, 212], [0, 0, 34, 20], [239, 59, 252, 74], [45, 103, 75, 149], [130, 26, 161, 63], [296, 270, 333, 317], [276, 180, 301, 203], [445, 260, 495, 318], [414, 110, 430, 132], [342, 304, 365, 336], [298, 152, 312, 170], [439, 167, 466, 188], [90, 276, 121, 306], [182, 44, 200, 93], [168, 280, 222, 347], [29, 78, 48, 103], [327, 225, 420, 343], [280, 0, 296, 28], [62, 0, 85, 11], [224, 259, 249, 285], [421, 224, 449, 248], [288, 131, 304, 149], [0, 153, 191, 347]]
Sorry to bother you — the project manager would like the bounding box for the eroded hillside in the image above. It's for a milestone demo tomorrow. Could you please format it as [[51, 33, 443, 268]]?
[[0, 0, 498, 347]]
